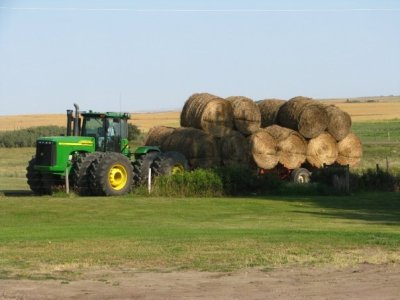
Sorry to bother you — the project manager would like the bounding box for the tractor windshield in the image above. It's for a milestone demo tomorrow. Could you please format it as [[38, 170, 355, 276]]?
[[82, 116, 128, 152]]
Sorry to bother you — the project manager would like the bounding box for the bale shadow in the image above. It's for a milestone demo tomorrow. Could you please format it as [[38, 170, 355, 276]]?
[[266, 193, 400, 225]]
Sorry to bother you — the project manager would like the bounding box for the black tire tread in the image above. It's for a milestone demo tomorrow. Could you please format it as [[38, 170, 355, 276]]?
[[89, 152, 133, 196]]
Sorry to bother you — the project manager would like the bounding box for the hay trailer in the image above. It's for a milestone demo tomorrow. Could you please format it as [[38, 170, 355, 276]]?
[[27, 104, 188, 196]]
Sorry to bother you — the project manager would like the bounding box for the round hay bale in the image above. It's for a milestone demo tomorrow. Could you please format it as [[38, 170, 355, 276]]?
[[257, 99, 286, 127], [306, 132, 338, 168], [144, 126, 175, 147], [277, 96, 328, 138], [161, 127, 221, 169], [226, 96, 261, 135], [336, 133, 363, 167], [248, 129, 278, 169], [264, 125, 307, 169], [325, 105, 352, 141], [220, 130, 249, 167], [180, 93, 233, 137]]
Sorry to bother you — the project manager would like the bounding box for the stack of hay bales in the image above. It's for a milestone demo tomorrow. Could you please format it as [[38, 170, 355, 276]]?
[[259, 96, 361, 168], [145, 93, 362, 170]]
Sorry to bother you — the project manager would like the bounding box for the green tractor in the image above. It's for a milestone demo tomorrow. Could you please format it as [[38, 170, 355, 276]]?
[[26, 104, 188, 196]]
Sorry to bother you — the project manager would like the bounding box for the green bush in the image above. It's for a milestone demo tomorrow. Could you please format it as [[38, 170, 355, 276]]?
[[0, 126, 66, 148], [213, 165, 259, 195], [135, 164, 400, 197], [150, 169, 223, 197], [312, 166, 400, 193], [146, 166, 287, 197]]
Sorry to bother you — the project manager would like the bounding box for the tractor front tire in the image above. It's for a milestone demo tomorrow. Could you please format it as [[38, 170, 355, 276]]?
[[89, 152, 133, 196], [151, 151, 189, 177], [26, 157, 52, 195], [70, 152, 104, 196]]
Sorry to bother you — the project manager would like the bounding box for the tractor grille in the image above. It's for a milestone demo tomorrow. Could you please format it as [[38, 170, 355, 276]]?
[[36, 140, 57, 166]]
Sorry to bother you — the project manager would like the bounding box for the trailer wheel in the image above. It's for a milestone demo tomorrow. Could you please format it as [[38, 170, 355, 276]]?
[[132, 151, 161, 186], [151, 151, 189, 177], [291, 168, 311, 184], [71, 152, 104, 196], [26, 157, 52, 195], [89, 152, 133, 196]]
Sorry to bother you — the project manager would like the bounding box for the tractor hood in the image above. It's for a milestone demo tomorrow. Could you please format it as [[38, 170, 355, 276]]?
[[38, 136, 95, 147], [34, 136, 96, 174]]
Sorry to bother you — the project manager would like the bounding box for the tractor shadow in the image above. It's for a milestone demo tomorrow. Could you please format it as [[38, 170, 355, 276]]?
[[0, 190, 35, 197]]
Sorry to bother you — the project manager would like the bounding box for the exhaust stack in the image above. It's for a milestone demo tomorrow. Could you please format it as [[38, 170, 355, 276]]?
[[66, 109, 73, 136], [73, 103, 80, 136]]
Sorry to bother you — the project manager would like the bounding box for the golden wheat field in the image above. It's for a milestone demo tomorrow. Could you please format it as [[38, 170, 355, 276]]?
[[0, 97, 399, 132]]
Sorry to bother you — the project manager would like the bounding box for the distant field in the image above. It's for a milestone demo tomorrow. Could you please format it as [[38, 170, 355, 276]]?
[[0, 112, 181, 133], [0, 96, 398, 132]]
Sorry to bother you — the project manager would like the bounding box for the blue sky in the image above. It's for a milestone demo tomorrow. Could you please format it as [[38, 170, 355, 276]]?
[[0, 0, 399, 115]]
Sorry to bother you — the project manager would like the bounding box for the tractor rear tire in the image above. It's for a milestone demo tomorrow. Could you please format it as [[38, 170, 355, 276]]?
[[26, 157, 52, 195], [71, 152, 104, 196], [132, 152, 161, 186], [291, 168, 311, 184], [89, 152, 133, 196], [150, 151, 189, 177]]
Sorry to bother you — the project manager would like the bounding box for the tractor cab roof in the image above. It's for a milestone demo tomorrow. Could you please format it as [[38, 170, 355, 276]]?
[[81, 111, 131, 119]]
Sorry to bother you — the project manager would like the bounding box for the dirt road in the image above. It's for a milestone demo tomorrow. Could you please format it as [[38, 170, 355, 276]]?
[[1, 264, 399, 299]]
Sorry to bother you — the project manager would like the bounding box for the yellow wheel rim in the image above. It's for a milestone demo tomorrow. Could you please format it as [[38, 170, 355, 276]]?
[[171, 164, 184, 175], [108, 164, 128, 190]]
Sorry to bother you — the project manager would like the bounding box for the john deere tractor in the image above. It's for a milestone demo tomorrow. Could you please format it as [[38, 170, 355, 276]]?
[[26, 104, 188, 196]]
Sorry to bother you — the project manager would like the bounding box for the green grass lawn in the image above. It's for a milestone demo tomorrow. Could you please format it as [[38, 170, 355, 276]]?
[[352, 120, 400, 171], [0, 193, 399, 279]]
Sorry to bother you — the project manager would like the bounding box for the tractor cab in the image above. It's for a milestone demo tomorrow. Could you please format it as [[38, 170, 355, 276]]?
[[81, 112, 130, 154], [67, 104, 131, 156]]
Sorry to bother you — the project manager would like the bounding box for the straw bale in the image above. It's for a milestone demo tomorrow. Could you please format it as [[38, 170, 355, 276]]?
[[258, 99, 286, 127], [161, 127, 221, 168], [277, 96, 328, 138], [219, 130, 249, 167], [325, 105, 352, 141], [226, 96, 261, 135], [264, 125, 307, 169], [336, 133, 363, 167], [180, 93, 233, 137], [306, 132, 338, 168], [144, 126, 175, 147], [248, 129, 279, 169]]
